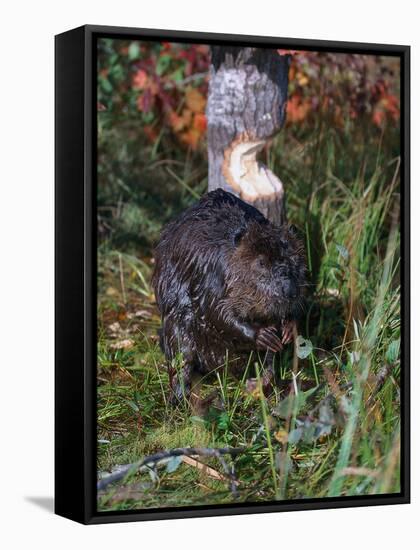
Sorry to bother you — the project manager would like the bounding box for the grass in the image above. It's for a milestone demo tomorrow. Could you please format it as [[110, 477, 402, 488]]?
[[96, 109, 401, 511]]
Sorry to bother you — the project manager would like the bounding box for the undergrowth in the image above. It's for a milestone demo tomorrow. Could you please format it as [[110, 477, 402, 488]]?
[[97, 90, 401, 511]]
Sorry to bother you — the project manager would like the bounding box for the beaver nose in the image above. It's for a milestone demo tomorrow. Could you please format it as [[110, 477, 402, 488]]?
[[282, 279, 297, 299]]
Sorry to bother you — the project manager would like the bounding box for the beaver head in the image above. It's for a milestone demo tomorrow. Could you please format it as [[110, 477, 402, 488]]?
[[224, 221, 306, 323]]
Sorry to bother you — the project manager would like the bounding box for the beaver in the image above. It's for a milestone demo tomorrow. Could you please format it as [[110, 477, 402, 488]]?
[[152, 188, 306, 403]]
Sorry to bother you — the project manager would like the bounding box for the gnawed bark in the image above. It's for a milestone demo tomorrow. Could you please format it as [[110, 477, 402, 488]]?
[[207, 47, 290, 225]]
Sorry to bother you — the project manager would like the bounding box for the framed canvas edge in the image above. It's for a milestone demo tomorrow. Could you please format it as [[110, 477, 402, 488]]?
[[55, 24, 411, 526], [55, 25, 88, 524], [60, 23, 411, 53]]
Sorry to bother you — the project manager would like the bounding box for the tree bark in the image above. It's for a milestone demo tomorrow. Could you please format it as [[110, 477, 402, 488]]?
[[206, 47, 290, 225]]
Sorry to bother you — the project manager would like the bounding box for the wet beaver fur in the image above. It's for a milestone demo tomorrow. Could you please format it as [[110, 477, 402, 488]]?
[[152, 188, 306, 403]]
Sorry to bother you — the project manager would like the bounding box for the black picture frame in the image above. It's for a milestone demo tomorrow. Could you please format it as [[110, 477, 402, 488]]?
[[55, 24, 410, 525]]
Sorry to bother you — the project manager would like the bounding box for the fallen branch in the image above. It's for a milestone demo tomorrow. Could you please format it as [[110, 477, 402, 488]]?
[[97, 446, 245, 493]]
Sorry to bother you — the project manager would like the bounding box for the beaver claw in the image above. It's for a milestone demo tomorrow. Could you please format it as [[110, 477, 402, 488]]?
[[281, 320, 296, 344], [256, 327, 283, 352]]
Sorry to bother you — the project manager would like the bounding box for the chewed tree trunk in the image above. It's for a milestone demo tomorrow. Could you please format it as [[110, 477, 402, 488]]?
[[206, 46, 290, 225]]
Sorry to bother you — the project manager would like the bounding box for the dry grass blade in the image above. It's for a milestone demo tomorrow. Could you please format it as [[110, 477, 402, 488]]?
[[340, 467, 379, 478], [182, 455, 229, 482]]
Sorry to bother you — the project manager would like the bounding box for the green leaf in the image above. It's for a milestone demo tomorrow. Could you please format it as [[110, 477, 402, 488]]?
[[288, 427, 303, 444], [156, 54, 172, 76], [128, 42, 141, 60], [169, 67, 185, 82], [335, 243, 349, 261], [217, 411, 230, 430], [386, 339, 400, 363], [166, 455, 183, 473], [295, 335, 313, 359], [303, 423, 317, 443], [99, 76, 113, 94], [109, 53, 119, 66], [126, 400, 139, 412], [110, 64, 124, 81], [273, 386, 318, 419]]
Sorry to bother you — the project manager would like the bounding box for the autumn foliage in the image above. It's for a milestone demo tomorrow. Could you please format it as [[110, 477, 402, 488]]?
[[98, 40, 209, 150], [285, 51, 400, 129], [98, 40, 400, 152]]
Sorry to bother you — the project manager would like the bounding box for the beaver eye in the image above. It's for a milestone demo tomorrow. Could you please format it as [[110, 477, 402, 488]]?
[[258, 258, 266, 268], [233, 228, 246, 247]]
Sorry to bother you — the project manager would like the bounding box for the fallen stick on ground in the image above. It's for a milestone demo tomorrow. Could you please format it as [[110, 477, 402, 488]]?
[[97, 446, 245, 493]]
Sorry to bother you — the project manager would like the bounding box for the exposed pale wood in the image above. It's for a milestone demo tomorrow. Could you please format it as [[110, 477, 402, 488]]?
[[207, 47, 290, 224]]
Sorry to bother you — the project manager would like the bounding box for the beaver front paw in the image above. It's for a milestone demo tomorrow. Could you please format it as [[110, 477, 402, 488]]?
[[281, 320, 296, 344], [256, 326, 283, 352]]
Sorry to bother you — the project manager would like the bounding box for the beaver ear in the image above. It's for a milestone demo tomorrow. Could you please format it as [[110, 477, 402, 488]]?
[[233, 228, 246, 247], [289, 224, 298, 236]]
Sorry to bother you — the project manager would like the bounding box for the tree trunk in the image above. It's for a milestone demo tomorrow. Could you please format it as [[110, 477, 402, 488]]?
[[206, 47, 289, 225]]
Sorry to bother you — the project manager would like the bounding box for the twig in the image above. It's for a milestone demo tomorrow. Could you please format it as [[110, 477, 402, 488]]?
[[214, 450, 239, 498], [97, 446, 245, 493]]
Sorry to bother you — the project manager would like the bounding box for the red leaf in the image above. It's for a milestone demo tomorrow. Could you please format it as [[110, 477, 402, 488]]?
[[132, 69, 148, 90], [193, 113, 207, 133]]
